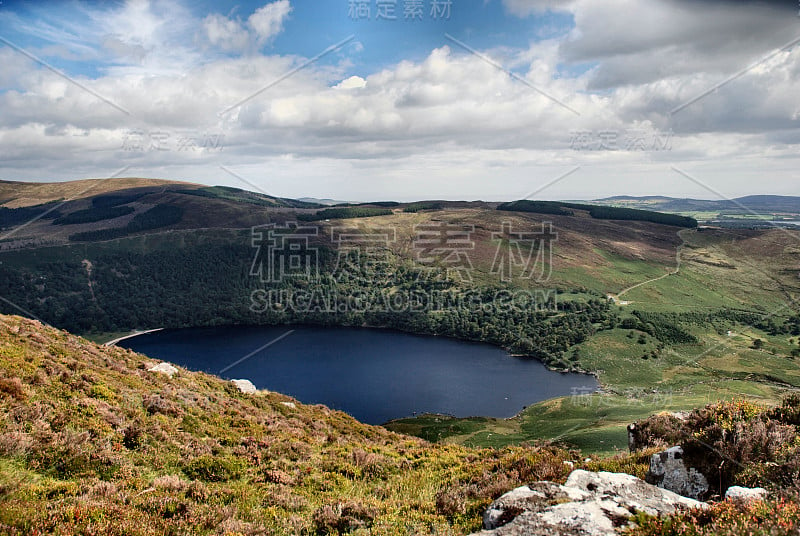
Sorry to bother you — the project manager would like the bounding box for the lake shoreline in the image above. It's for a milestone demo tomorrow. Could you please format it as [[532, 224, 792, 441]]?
[[115, 321, 601, 383], [119, 324, 599, 425], [104, 328, 164, 347]]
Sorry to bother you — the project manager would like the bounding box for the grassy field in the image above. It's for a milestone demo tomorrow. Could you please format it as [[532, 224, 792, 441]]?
[[0, 178, 202, 208], [386, 221, 800, 453]]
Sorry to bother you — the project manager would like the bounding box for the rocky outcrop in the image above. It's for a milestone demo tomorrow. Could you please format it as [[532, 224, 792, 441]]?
[[646, 446, 709, 500], [472, 470, 706, 536], [725, 486, 767, 501], [231, 379, 257, 394], [147, 362, 178, 377]]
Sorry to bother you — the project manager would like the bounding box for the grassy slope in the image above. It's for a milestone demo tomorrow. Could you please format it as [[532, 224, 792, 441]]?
[[0, 178, 203, 208], [2, 315, 798, 536], [4, 314, 650, 535]]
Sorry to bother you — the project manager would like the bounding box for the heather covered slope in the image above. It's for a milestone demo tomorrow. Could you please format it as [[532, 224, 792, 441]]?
[[0, 314, 592, 535], [1, 314, 800, 535]]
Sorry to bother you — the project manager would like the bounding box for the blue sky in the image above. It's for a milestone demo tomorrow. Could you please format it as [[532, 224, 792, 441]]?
[[0, 0, 576, 78], [0, 0, 798, 201]]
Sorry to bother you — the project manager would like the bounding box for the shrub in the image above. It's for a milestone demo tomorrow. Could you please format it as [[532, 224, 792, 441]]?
[[312, 502, 376, 535], [88, 480, 117, 498], [0, 377, 26, 400], [142, 394, 180, 417], [152, 474, 188, 492], [767, 395, 800, 427], [88, 383, 115, 401], [122, 423, 144, 450], [629, 400, 800, 496], [182, 455, 245, 482], [435, 488, 467, 517]]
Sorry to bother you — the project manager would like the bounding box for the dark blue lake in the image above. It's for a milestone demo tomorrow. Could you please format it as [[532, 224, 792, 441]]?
[[120, 325, 597, 425]]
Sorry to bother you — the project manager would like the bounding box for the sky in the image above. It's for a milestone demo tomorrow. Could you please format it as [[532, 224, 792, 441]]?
[[0, 0, 798, 201]]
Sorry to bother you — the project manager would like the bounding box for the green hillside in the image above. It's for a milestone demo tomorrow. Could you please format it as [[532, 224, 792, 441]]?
[[1, 178, 799, 456]]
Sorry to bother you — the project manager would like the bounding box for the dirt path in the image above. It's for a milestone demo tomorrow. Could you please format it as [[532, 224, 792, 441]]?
[[608, 228, 691, 304]]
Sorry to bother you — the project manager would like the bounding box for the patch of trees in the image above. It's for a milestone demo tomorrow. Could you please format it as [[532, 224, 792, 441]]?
[[53, 205, 134, 225], [68, 204, 184, 242], [0, 235, 614, 369], [175, 186, 321, 209], [334, 201, 401, 208], [661, 309, 800, 337], [298, 207, 394, 221], [576, 204, 697, 228], [627, 311, 699, 344], [496, 200, 574, 216], [91, 192, 148, 208], [403, 202, 444, 213], [0, 201, 63, 228], [498, 200, 698, 228], [558, 202, 697, 227]]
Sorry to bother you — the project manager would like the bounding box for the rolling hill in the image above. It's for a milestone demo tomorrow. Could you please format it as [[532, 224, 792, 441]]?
[[0, 178, 799, 453], [592, 194, 800, 215]]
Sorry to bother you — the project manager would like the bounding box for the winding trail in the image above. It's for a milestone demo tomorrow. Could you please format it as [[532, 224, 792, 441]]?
[[608, 228, 691, 304]]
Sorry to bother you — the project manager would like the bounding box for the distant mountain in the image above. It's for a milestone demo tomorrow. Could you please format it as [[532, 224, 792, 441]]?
[[297, 197, 352, 206], [592, 194, 800, 214]]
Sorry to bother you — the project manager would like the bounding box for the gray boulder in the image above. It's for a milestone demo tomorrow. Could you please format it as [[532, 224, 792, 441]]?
[[725, 486, 767, 501], [646, 446, 709, 500], [472, 470, 705, 536]]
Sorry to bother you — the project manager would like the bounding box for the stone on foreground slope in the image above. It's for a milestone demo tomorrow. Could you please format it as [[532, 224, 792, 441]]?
[[472, 470, 706, 536]]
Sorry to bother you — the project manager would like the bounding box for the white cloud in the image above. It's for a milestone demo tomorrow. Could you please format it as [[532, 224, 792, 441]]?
[[248, 0, 292, 43], [335, 76, 367, 90], [0, 0, 798, 200], [203, 14, 250, 52], [501, 0, 575, 17], [202, 0, 292, 53]]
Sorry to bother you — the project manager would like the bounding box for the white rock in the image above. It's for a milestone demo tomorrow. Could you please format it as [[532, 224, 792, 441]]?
[[281, 402, 296, 409], [147, 362, 178, 377], [566, 470, 704, 514], [725, 486, 767, 501], [483, 485, 549, 530], [471, 470, 706, 536], [231, 379, 257, 394], [539, 500, 619, 536]]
